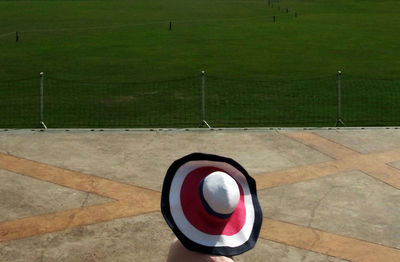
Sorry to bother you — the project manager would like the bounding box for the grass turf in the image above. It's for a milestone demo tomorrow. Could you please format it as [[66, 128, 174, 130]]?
[[0, 0, 399, 127]]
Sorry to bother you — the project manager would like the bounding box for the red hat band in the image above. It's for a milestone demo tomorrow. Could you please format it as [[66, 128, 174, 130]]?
[[180, 166, 246, 236]]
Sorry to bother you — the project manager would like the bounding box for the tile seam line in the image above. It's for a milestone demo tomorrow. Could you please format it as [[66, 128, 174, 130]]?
[[306, 132, 364, 155], [259, 238, 353, 262], [319, 141, 400, 161], [253, 143, 400, 190], [283, 133, 337, 161], [284, 132, 361, 159], [255, 171, 349, 190], [0, 167, 123, 201], [0, 166, 126, 201], [0, 204, 160, 243], [262, 216, 400, 252], [388, 163, 400, 172], [354, 148, 400, 158], [254, 159, 353, 181], [0, 152, 161, 194], [358, 167, 400, 191], [0, 167, 161, 202], [0, 201, 118, 225]]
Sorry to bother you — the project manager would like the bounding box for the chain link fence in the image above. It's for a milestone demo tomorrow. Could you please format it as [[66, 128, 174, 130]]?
[[0, 73, 399, 128]]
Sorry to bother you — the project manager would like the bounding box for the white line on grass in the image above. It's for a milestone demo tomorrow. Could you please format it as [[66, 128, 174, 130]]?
[[0, 32, 15, 38], [17, 15, 273, 34]]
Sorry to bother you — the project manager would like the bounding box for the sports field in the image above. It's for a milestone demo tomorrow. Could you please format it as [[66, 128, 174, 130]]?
[[1, 0, 399, 127], [1, 0, 399, 81]]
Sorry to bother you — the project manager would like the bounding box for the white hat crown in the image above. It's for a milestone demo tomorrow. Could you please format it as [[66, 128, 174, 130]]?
[[201, 171, 240, 216]]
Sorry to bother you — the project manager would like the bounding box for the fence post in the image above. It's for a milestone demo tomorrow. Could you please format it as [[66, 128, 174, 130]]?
[[200, 70, 211, 128], [335, 70, 345, 127], [39, 72, 47, 129]]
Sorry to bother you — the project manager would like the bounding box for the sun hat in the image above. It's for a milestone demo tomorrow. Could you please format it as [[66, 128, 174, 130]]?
[[161, 153, 263, 256]]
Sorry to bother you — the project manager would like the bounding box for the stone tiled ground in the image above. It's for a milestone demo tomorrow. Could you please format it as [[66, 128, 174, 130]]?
[[0, 129, 399, 262]]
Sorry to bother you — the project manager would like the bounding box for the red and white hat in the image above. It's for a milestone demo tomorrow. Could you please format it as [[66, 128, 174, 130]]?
[[161, 153, 263, 256]]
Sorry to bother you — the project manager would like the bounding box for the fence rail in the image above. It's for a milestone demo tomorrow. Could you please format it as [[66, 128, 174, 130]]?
[[1, 72, 399, 128]]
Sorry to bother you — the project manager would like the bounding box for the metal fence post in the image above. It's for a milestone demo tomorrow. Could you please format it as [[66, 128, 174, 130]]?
[[200, 70, 211, 128], [39, 72, 47, 129], [336, 70, 345, 127]]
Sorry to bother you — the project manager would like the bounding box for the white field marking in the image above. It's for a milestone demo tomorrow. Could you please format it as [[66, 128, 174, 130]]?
[[18, 15, 272, 34], [0, 32, 15, 38]]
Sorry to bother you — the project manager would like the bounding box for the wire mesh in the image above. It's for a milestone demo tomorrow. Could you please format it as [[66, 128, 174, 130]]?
[[0, 74, 399, 128], [44, 77, 201, 128], [205, 76, 337, 127], [342, 75, 400, 126], [0, 78, 39, 128]]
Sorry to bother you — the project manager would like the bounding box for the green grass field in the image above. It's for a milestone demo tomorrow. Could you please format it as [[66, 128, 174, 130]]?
[[1, 0, 399, 127]]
